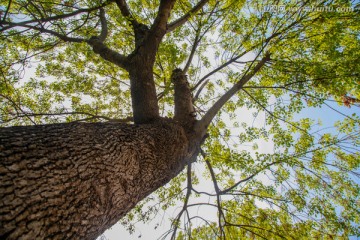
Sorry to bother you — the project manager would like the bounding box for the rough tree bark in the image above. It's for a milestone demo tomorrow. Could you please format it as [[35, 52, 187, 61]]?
[[0, 1, 212, 239], [0, 119, 190, 239], [0, 62, 202, 240]]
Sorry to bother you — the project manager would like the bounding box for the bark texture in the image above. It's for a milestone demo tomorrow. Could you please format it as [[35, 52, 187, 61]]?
[[172, 68, 196, 130], [128, 57, 160, 124], [0, 119, 189, 239]]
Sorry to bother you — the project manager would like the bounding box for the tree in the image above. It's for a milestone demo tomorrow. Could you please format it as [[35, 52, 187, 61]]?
[[0, 0, 359, 239]]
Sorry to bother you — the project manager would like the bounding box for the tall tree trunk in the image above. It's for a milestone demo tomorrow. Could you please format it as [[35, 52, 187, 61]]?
[[128, 58, 160, 124], [0, 119, 189, 239]]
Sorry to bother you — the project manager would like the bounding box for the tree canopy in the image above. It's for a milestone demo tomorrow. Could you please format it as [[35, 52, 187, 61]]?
[[1, 0, 359, 239]]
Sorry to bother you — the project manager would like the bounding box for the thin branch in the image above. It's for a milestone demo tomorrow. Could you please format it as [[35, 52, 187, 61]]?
[[1, 0, 12, 23], [188, 216, 219, 237], [220, 161, 281, 194], [225, 223, 284, 240], [0, 93, 36, 125], [0, 1, 111, 32], [242, 89, 312, 134], [193, 79, 209, 102], [170, 162, 192, 240], [167, 0, 210, 33], [9, 40, 61, 68], [183, 29, 201, 73], [244, 84, 360, 109], [3, 21, 86, 42], [192, 6, 307, 92], [28, 1, 44, 20], [205, 161, 220, 193], [192, 49, 248, 91], [192, 15, 275, 91], [2, 110, 133, 123], [183, 2, 221, 74], [205, 159, 226, 239], [323, 102, 357, 121], [195, 53, 271, 137]]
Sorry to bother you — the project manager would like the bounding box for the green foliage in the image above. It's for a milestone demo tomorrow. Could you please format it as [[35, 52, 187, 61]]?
[[1, 0, 359, 239]]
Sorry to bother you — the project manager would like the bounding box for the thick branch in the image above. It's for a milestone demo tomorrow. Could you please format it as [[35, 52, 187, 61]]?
[[122, 1, 177, 124], [114, 0, 132, 18], [152, 0, 177, 31], [87, 38, 128, 69], [98, 8, 108, 42], [11, 7, 128, 70], [115, 0, 138, 26], [141, 0, 176, 58], [172, 68, 196, 129], [167, 0, 210, 33], [126, 57, 160, 123], [115, 0, 151, 51], [195, 53, 271, 137]]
